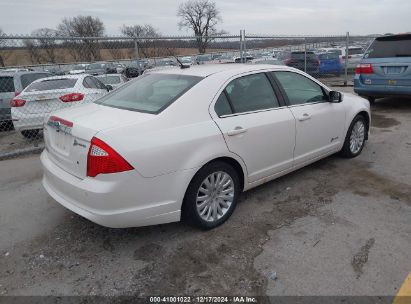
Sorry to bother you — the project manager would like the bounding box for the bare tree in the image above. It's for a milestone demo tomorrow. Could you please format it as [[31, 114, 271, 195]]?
[[32, 28, 59, 63], [121, 24, 162, 58], [177, 0, 222, 53], [57, 16, 105, 61], [23, 28, 59, 64]]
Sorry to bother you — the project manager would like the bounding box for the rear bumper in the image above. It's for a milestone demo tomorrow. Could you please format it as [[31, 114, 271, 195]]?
[[11, 111, 46, 131], [41, 150, 193, 228], [354, 78, 411, 98]]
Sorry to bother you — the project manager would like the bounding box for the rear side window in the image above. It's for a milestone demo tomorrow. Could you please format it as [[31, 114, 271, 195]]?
[[20, 73, 50, 89], [0, 77, 15, 93], [214, 92, 233, 117], [25, 79, 77, 92], [224, 73, 279, 114], [365, 36, 411, 58], [96, 73, 202, 114], [83, 77, 98, 89]]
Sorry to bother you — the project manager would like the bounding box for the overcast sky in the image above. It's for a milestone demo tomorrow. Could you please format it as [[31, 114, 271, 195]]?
[[1, 0, 409, 36]]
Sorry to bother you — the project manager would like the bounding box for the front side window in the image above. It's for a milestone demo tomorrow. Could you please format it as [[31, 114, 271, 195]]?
[[96, 73, 202, 114], [221, 73, 279, 114], [273, 72, 326, 105]]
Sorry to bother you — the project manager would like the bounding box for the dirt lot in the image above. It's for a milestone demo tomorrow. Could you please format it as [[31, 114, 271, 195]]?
[[0, 89, 410, 297]]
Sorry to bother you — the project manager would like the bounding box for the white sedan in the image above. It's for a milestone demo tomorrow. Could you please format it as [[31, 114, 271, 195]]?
[[11, 74, 110, 138], [41, 64, 370, 229]]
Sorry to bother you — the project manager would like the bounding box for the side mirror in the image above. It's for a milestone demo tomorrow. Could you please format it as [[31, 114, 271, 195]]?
[[329, 91, 343, 103], [106, 85, 113, 92]]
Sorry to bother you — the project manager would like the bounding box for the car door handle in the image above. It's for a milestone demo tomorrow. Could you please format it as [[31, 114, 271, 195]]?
[[298, 113, 311, 121], [227, 127, 247, 136]]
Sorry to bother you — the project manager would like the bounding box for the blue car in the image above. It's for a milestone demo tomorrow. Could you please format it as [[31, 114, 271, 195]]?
[[317, 52, 343, 76], [354, 34, 411, 103]]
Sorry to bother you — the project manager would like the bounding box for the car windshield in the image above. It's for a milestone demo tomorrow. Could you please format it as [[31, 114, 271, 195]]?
[[96, 76, 121, 84], [96, 73, 203, 114], [365, 35, 411, 58], [87, 63, 105, 70], [25, 79, 77, 92]]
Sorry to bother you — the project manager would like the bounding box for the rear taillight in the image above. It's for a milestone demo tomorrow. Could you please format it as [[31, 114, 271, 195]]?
[[10, 99, 26, 107], [59, 93, 84, 103], [342, 55, 352, 59], [285, 59, 292, 65], [87, 137, 133, 178], [355, 64, 374, 75]]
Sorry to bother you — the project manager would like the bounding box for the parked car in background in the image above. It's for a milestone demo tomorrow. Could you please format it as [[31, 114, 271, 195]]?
[[0, 68, 33, 73], [180, 57, 194, 66], [317, 52, 343, 76], [285, 51, 320, 75], [40, 64, 369, 230], [0, 71, 51, 127], [252, 58, 282, 65], [44, 67, 65, 76], [354, 34, 411, 103], [96, 74, 128, 90], [85, 62, 117, 76], [11, 74, 109, 138], [68, 64, 89, 75], [234, 52, 254, 63], [123, 61, 145, 78], [196, 55, 212, 65], [340, 46, 364, 70], [114, 63, 126, 74]]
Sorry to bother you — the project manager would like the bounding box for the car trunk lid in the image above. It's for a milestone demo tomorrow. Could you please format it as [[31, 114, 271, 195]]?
[[44, 103, 154, 179]]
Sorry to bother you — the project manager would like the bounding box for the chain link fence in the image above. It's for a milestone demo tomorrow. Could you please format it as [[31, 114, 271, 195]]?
[[0, 33, 375, 159]]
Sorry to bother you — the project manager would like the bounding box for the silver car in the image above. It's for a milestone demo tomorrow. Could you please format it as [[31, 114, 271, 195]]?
[[0, 71, 51, 125]]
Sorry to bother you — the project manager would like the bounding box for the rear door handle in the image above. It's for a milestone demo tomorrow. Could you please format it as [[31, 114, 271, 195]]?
[[298, 113, 311, 122], [227, 126, 247, 136]]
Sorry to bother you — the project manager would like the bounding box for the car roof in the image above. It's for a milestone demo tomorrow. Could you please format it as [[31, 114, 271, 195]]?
[[149, 63, 291, 77], [0, 71, 50, 77]]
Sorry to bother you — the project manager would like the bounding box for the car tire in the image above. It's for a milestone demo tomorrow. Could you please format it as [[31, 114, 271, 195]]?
[[340, 115, 367, 158], [182, 161, 240, 230], [21, 129, 40, 139], [367, 96, 376, 104]]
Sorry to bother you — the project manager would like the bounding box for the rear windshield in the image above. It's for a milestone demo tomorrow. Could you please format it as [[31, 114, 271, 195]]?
[[96, 76, 121, 84], [365, 36, 411, 58], [0, 76, 15, 93], [291, 52, 316, 59], [96, 73, 202, 114], [20, 73, 49, 89], [348, 48, 363, 55], [25, 79, 77, 92], [318, 53, 339, 60]]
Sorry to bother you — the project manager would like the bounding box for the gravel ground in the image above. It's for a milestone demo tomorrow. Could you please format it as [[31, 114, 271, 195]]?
[[0, 89, 410, 297]]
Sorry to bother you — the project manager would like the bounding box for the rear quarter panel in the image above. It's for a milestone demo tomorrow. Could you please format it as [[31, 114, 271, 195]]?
[[97, 75, 246, 180]]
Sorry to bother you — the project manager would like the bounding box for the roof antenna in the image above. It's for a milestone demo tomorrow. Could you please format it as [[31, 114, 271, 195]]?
[[166, 47, 190, 69]]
